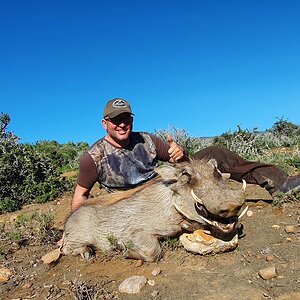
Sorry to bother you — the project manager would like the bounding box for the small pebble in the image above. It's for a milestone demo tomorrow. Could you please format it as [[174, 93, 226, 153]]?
[[258, 266, 277, 280], [272, 225, 280, 229], [22, 283, 32, 289], [152, 267, 161, 276], [246, 210, 254, 217], [151, 290, 159, 298], [266, 255, 274, 262], [0, 268, 13, 282], [136, 260, 143, 267], [148, 279, 155, 286], [285, 225, 296, 233]]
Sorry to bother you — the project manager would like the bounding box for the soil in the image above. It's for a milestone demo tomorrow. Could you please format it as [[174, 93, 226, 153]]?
[[1, 184, 300, 300]]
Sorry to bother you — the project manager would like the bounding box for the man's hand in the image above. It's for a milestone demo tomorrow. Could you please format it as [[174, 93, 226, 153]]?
[[71, 184, 90, 213], [168, 134, 184, 162]]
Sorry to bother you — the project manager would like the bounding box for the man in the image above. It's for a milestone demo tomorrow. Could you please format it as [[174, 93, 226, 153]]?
[[71, 98, 186, 212], [72, 98, 300, 213]]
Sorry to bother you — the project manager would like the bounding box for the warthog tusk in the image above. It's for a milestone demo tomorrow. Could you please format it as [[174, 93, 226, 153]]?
[[238, 205, 249, 220], [191, 190, 203, 204], [242, 179, 247, 191], [196, 214, 215, 226], [172, 201, 195, 221]]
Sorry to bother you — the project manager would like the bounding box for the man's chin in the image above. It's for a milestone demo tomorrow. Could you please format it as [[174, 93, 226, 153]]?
[[116, 132, 130, 141]]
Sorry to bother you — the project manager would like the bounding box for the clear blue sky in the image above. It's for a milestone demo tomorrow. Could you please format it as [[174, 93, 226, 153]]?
[[1, 0, 300, 145]]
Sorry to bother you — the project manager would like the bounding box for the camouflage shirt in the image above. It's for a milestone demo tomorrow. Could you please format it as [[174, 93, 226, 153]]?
[[77, 132, 172, 191]]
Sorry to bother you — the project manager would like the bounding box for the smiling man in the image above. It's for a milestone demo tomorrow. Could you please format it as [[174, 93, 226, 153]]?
[[71, 98, 186, 212]]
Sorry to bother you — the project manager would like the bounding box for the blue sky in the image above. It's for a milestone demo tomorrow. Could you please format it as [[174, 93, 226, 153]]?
[[1, 1, 300, 145]]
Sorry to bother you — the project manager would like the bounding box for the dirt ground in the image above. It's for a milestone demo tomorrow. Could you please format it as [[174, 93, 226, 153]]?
[[1, 184, 300, 300]]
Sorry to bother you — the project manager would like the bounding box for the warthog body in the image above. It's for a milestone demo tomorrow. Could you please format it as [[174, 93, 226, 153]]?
[[62, 159, 246, 261]]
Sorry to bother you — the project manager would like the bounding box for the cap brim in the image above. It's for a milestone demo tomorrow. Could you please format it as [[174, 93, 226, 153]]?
[[105, 111, 134, 118]]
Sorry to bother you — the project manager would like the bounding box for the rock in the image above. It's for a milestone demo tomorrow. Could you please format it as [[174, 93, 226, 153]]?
[[118, 275, 147, 294], [272, 224, 280, 229], [151, 290, 159, 298], [0, 268, 13, 282], [266, 255, 274, 262], [136, 259, 143, 267], [22, 282, 32, 289], [258, 266, 277, 280], [285, 225, 296, 233], [180, 229, 238, 255], [151, 267, 161, 276], [148, 279, 155, 286], [41, 248, 61, 264], [246, 210, 254, 217]]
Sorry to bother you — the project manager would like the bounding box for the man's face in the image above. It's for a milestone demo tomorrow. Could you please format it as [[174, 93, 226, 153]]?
[[102, 113, 133, 145]]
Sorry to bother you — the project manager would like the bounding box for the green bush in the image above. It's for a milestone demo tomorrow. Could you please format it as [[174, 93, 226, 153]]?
[[34, 140, 89, 172], [0, 113, 73, 213]]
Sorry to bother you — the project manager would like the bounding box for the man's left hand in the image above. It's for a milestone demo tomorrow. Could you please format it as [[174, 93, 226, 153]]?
[[168, 134, 184, 162]]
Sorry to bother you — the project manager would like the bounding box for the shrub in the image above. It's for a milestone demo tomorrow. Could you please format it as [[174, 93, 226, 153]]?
[[212, 125, 265, 159], [0, 113, 73, 213], [34, 140, 89, 172]]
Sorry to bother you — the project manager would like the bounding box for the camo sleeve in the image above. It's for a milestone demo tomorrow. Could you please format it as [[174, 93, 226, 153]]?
[[77, 152, 98, 189], [149, 134, 189, 162]]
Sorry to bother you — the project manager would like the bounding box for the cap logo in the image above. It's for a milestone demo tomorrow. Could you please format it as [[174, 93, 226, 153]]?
[[113, 99, 127, 108]]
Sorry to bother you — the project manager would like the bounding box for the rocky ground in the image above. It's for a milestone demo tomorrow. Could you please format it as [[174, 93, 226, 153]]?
[[0, 184, 300, 300]]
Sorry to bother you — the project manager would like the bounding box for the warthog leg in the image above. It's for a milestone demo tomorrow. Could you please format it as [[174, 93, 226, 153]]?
[[62, 240, 94, 260], [124, 234, 162, 262]]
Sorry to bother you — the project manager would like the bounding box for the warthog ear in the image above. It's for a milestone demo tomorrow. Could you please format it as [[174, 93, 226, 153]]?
[[155, 164, 177, 181], [155, 164, 192, 188]]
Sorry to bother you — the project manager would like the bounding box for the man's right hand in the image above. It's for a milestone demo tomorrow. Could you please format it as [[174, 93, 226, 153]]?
[[71, 184, 90, 213]]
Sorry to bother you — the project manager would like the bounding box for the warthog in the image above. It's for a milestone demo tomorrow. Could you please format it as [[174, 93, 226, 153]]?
[[62, 159, 246, 261]]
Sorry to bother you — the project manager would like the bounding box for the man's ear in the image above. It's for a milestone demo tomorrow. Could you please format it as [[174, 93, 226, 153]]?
[[102, 119, 108, 130]]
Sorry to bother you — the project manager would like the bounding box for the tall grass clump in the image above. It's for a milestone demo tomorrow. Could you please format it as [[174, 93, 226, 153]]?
[[213, 119, 300, 174], [0, 212, 60, 249]]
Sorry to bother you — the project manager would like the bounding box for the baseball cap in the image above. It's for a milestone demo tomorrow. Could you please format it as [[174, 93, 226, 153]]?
[[103, 98, 134, 118]]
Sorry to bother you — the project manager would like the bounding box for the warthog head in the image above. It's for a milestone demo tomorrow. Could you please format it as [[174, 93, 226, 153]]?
[[156, 158, 247, 237]]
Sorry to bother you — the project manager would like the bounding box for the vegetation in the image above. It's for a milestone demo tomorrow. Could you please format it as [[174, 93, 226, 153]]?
[[0, 212, 60, 258], [0, 113, 88, 213], [34, 140, 88, 172], [1, 112, 299, 213]]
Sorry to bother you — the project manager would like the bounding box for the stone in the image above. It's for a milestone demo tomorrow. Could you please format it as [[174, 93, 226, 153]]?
[[258, 266, 277, 280], [148, 279, 155, 286], [41, 248, 61, 264], [151, 267, 161, 276], [0, 268, 13, 282], [266, 255, 274, 262], [285, 225, 296, 233], [118, 275, 147, 294], [246, 210, 254, 217]]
